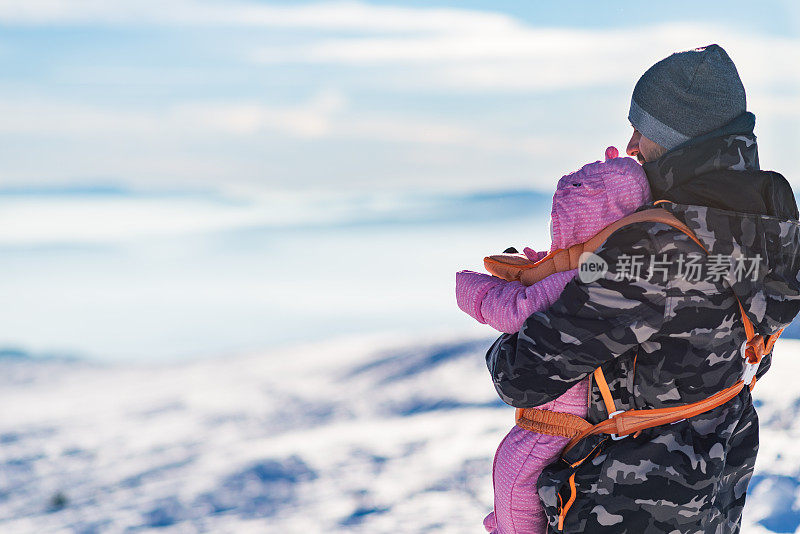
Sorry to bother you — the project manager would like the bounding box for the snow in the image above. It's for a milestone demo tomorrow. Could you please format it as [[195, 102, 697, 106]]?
[[0, 333, 798, 533]]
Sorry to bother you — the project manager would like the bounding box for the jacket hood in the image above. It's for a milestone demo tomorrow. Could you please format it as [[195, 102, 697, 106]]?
[[643, 113, 800, 334], [550, 146, 651, 251]]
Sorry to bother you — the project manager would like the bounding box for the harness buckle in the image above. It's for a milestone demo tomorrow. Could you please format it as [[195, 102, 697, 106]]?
[[608, 410, 626, 440], [741, 339, 760, 384]]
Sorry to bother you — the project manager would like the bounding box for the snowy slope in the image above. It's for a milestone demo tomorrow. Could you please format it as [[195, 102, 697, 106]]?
[[0, 334, 798, 533]]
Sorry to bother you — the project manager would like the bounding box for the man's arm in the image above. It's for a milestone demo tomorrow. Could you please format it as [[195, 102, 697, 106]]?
[[486, 223, 673, 408]]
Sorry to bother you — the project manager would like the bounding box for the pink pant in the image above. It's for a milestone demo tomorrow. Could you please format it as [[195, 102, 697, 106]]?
[[484, 377, 590, 534]]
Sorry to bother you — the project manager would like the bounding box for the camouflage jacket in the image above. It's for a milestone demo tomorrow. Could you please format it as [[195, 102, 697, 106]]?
[[486, 113, 800, 533]]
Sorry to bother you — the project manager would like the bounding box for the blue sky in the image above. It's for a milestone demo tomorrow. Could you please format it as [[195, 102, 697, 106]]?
[[0, 1, 798, 360], [0, 0, 797, 197]]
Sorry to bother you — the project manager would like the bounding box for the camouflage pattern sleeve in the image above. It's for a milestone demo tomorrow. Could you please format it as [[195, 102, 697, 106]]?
[[486, 222, 675, 408]]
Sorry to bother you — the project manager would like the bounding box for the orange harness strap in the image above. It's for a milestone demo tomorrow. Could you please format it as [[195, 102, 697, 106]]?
[[513, 368, 615, 439], [558, 473, 578, 531], [736, 299, 784, 391], [593, 367, 617, 417], [484, 207, 705, 286], [562, 379, 746, 455], [514, 408, 592, 437]]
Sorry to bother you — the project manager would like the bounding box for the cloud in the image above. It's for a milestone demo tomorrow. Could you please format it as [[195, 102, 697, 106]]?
[[0, 0, 512, 32], [0, 86, 560, 194], [190, 91, 347, 138], [0, 1, 796, 192], [0, 195, 260, 244], [251, 21, 800, 93], [0, 88, 551, 155], [3, 1, 797, 97], [2, 1, 797, 95], [0, 91, 345, 138]]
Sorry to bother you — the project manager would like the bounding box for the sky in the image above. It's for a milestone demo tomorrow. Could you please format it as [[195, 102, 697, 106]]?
[[0, 0, 798, 197], [0, 1, 798, 361]]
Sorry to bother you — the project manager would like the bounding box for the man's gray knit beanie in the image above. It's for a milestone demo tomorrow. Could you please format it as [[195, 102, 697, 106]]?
[[628, 44, 746, 151]]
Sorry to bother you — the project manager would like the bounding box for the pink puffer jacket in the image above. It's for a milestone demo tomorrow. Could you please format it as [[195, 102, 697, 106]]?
[[457, 147, 651, 534], [456, 146, 651, 334]]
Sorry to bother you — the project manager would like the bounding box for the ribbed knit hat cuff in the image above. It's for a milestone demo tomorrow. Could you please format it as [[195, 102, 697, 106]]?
[[628, 99, 691, 151]]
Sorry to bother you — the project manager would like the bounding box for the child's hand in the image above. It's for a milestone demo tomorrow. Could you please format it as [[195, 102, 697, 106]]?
[[455, 270, 504, 324], [523, 247, 548, 262]]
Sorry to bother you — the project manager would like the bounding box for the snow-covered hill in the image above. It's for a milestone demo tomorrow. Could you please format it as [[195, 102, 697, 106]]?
[[0, 333, 798, 533]]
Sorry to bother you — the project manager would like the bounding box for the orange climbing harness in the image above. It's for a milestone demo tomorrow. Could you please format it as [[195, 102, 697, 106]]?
[[486, 205, 784, 531]]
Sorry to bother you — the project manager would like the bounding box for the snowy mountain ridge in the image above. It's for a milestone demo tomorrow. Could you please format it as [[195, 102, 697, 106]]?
[[0, 332, 798, 533]]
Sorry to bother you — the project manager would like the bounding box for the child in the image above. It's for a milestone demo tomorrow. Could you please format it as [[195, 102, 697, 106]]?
[[455, 147, 651, 533]]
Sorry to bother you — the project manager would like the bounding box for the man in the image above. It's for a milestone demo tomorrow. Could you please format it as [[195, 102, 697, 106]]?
[[486, 44, 800, 532]]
